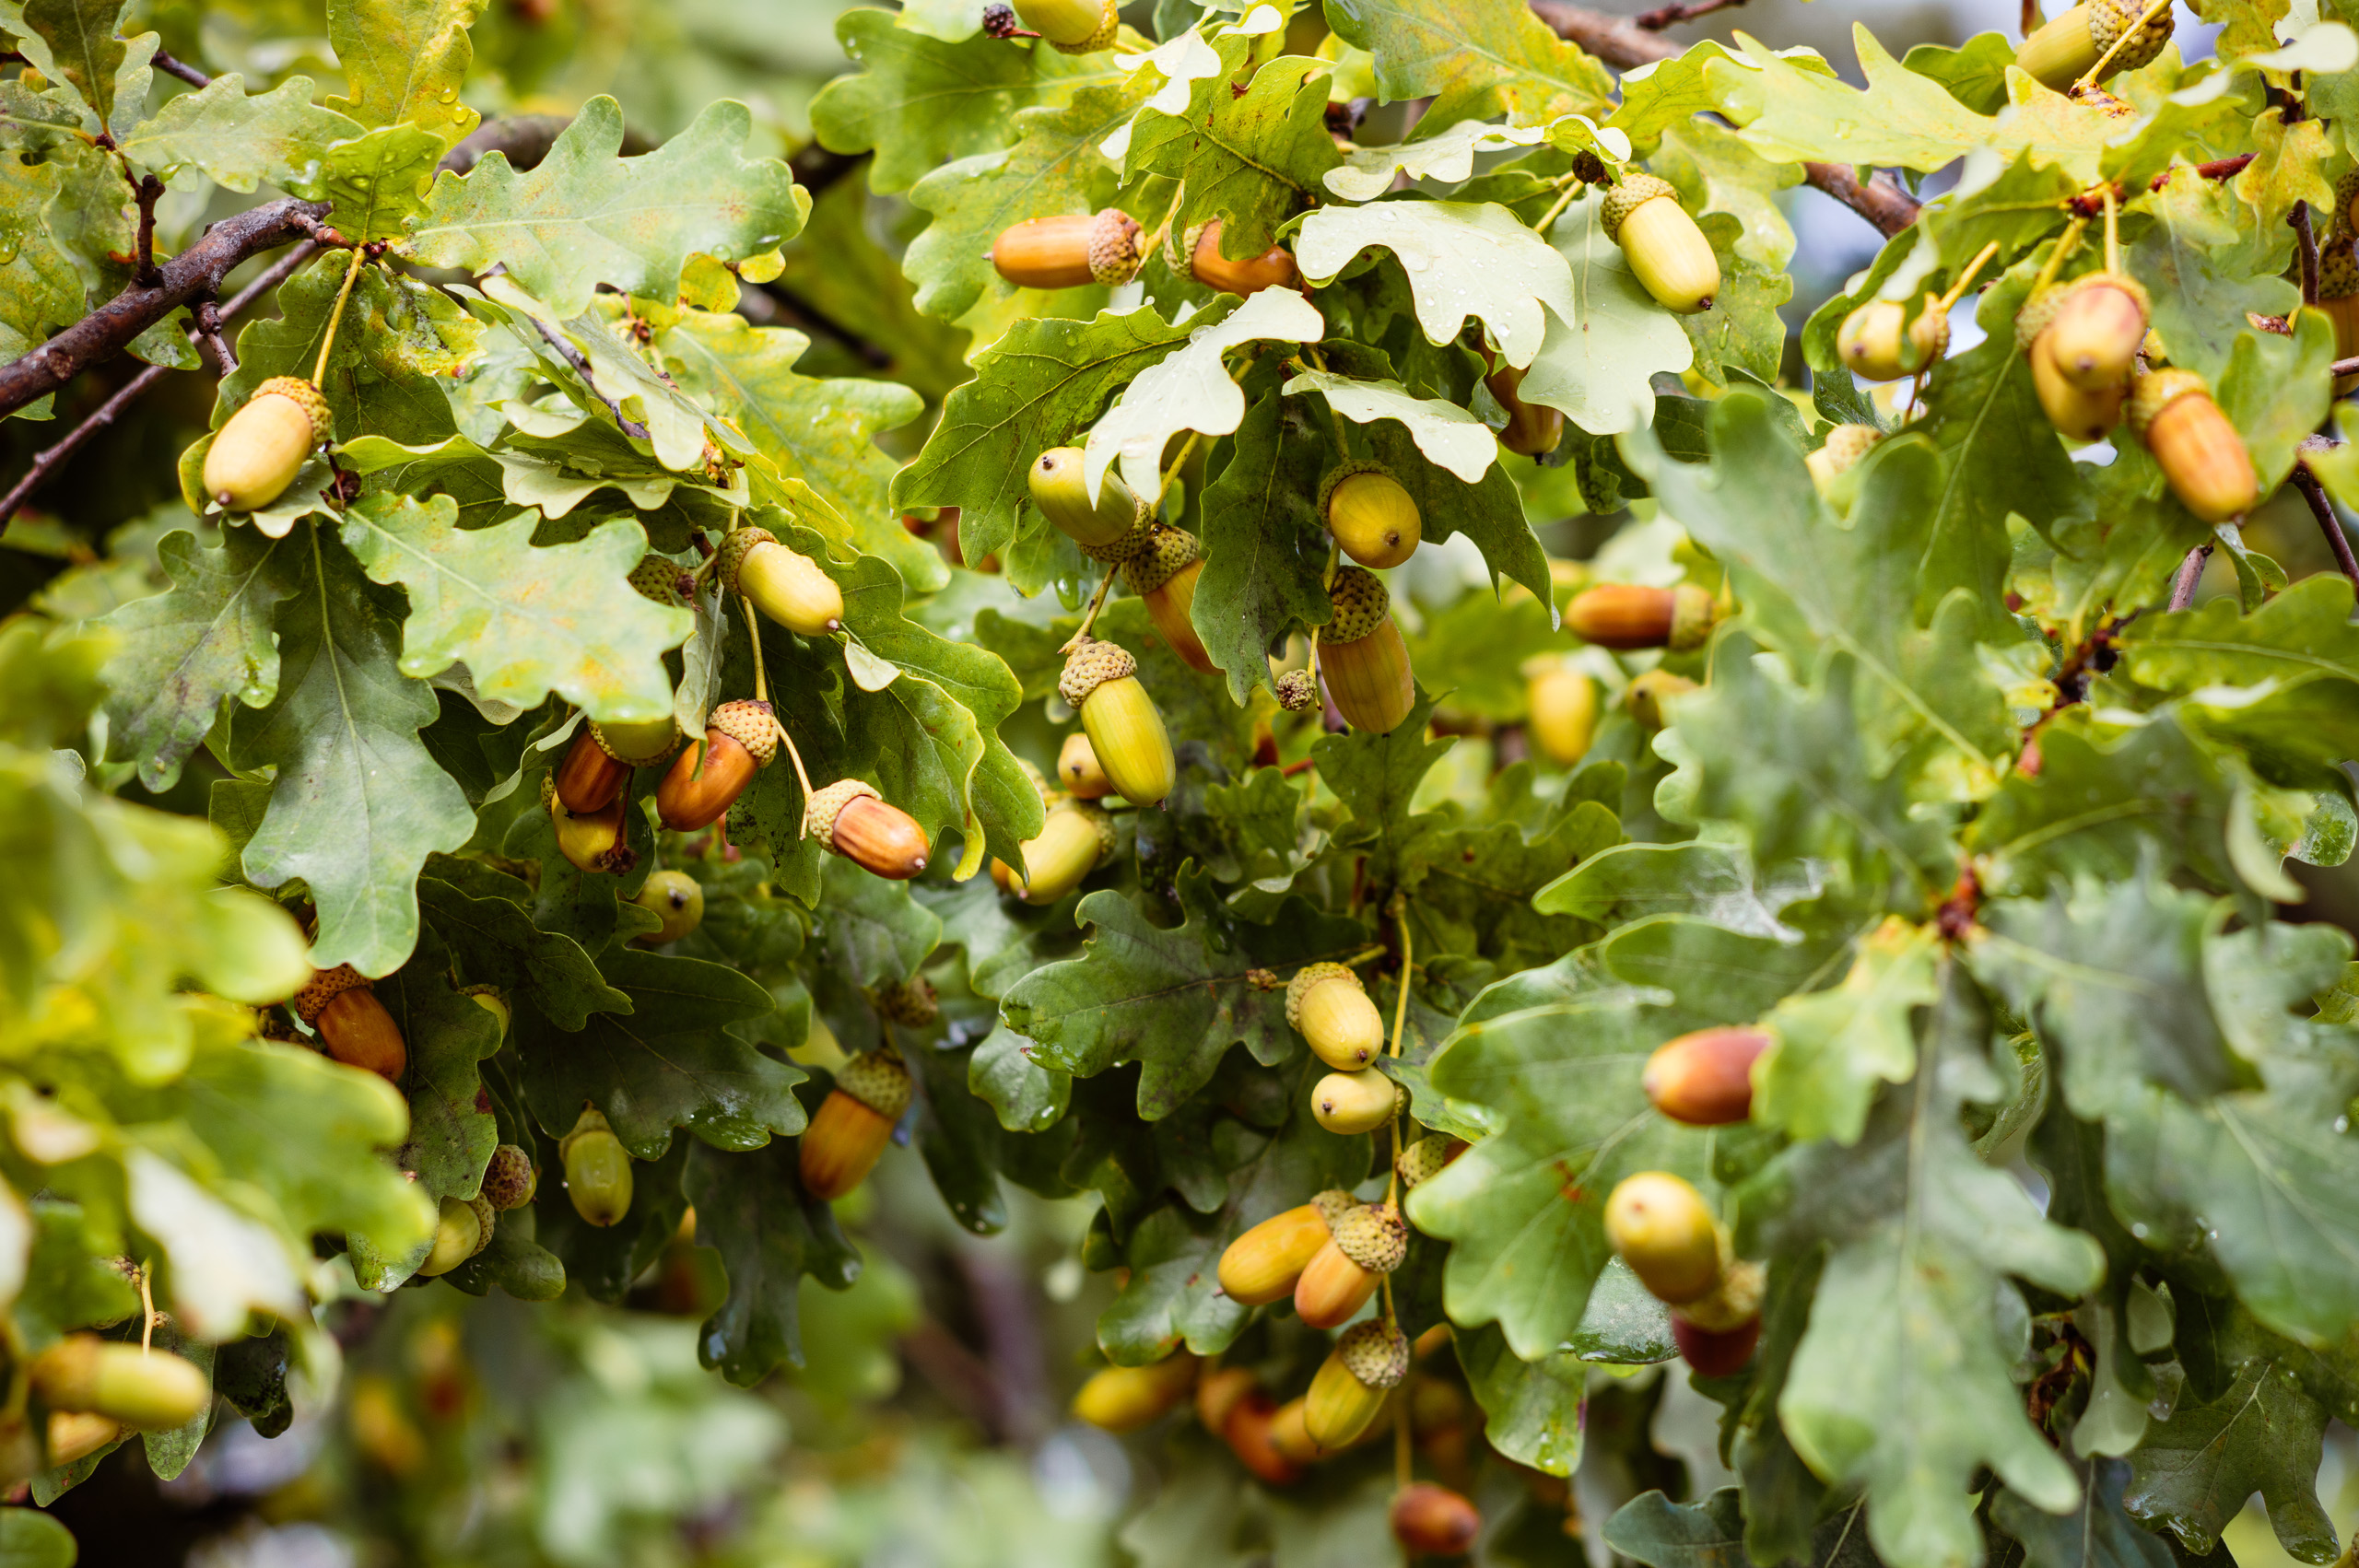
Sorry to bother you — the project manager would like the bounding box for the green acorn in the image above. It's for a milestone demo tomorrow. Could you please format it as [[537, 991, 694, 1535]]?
[[1601, 175, 1719, 315], [203, 376, 329, 511]]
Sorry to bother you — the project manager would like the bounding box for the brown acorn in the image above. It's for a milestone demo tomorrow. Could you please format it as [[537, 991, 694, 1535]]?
[[1296, 1202, 1407, 1329], [992, 208, 1144, 289], [554, 725, 629, 815], [203, 376, 329, 511], [2045, 272, 2149, 391], [1565, 582, 1717, 651], [1601, 175, 1719, 315], [560, 1106, 633, 1225], [293, 964, 406, 1082], [800, 1050, 913, 1199], [1217, 1199, 1338, 1305], [1319, 567, 1414, 734], [547, 779, 636, 875], [1124, 523, 1215, 673], [2130, 367, 2259, 522], [1062, 640, 1175, 805], [1486, 361, 1564, 457], [30, 1336, 211, 1432], [1643, 1025, 1769, 1126], [1320, 462, 1421, 569], [1187, 219, 1302, 297], [806, 778, 932, 879], [1671, 1313, 1762, 1377], [1304, 1319, 1409, 1451], [1224, 1388, 1306, 1483], [1029, 448, 1152, 561], [1072, 1352, 1198, 1432], [719, 527, 843, 637], [1057, 731, 1113, 799], [1391, 1483, 1483, 1556], [656, 699, 776, 832]]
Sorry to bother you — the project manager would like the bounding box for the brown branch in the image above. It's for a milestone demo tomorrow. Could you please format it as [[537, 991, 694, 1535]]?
[[2292, 462, 2359, 589], [1801, 161, 1923, 238], [0, 196, 328, 419], [2190, 153, 2255, 184], [150, 50, 210, 89], [192, 295, 236, 374], [2294, 204, 2322, 308], [1635, 0, 1743, 29], [438, 113, 575, 176]]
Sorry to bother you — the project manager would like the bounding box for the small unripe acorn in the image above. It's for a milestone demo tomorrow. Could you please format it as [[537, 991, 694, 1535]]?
[[293, 965, 406, 1082], [559, 1106, 634, 1226], [1305, 1319, 1409, 1451], [1225, 1389, 1306, 1483], [1218, 1200, 1335, 1305], [1029, 448, 1151, 560], [417, 1195, 486, 1277], [1297, 1202, 1407, 1329], [204, 376, 329, 511], [1837, 296, 1949, 381], [1603, 1171, 1723, 1305], [1672, 1313, 1762, 1377], [1806, 424, 1884, 493], [2130, 367, 2259, 522], [29, 1336, 211, 1432], [1320, 463, 1421, 569], [463, 985, 510, 1041], [2017, 0, 2171, 90], [631, 869, 705, 944], [1311, 1068, 1401, 1135], [656, 699, 776, 832], [1625, 669, 1698, 730], [1013, 0, 1118, 51], [2046, 272, 2149, 391], [1062, 640, 1175, 805], [1565, 582, 1717, 651], [719, 527, 843, 637], [1643, 1026, 1769, 1126], [1486, 362, 1564, 456], [1286, 963, 1382, 1070], [1601, 175, 1719, 315], [481, 1143, 539, 1211], [806, 778, 933, 879], [1010, 801, 1115, 903], [800, 1051, 913, 1199], [1123, 523, 1215, 673], [992, 208, 1144, 288], [1391, 1483, 1483, 1556], [1072, 1352, 1198, 1432], [547, 783, 636, 875], [1320, 567, 1414, 734], [1057, 731, 1113, 799], [1188, 219, 1302, 297], [1526, 662, 1597, 766], [2029, 330, 2126, 441]]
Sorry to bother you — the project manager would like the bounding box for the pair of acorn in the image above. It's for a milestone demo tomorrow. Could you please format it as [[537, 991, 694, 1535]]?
[[1285, 963, 1406, 1137], [990, 641, 1176, 902], [1027, 448, 1220, 676], [993, 210, 1301, 298], [417, 1141, 541, 1278], [992, 738, 1122, 902]]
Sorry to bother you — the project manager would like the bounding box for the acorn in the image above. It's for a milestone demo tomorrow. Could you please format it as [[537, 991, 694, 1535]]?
[[1221, 1387, 1305, 1484], [203, 375, 329, 511], [1217, 1198, 1340, 1305], [463, 985, 510, 1041], [1320, 462, 1421, 569], [546, 781, 635, 875], [806, 778, 933, 879], [1057, 731, 1113, 799], [560, 1106, 633, 1226], [1304, 1319, 1409, 1451], [1625, 670, 1698, 730], [1267, 1396, 1320, 1465], [2029, 330, 2127, 441], [1296, 1201, 1407, 1329], [1012, 0, 1118, 51], [1319, 567, 1414, 734], [2316, 235, 2359, 396], [1286, 963, 1382, 1070], [48, 1411, 121, 1467], [1644, 1026, 1768, 1126], [1601, 175, 1719, 315], [656, 699, 776, 832], [1526, 661, 1597, 766], [1672, 1313, 1762, 1377], [1124, 523, 1215, 673], [1186, 220, 1302, 298], [417, 1195, 496, 1277], [292, 964, 406, 1082], [1061, 640, 1174, 805], [2130, 367, 2259, 522], [1395, 1135, 1464, 1190], [555, 724, 626, 814], [1391, 1483, 1483, 1556], [1603, 1171, 1722, 1306], [1486, 361, 1564, 457], [992, 208, 1144, 289], [1007, 800, 1115, 903], [1029, 448, 1152, 561], [2045, 272, 2150, 391], [1670, 1253, 1765, 1373], [1311, 1068, 1401, 1135], [631, 869, 705, 944], [29, 1336, 210, 1432], [1806, 424, 1884, 492], [718, 527, 842, 637], [1565, 582, 1717, 651], [481, 1143, 539, 1211], [1072, 1352, 1198, 1432], [1837, 295, 1949, 381], [799, 1050, 913, 1200], [2016, 0, 2171, 91]]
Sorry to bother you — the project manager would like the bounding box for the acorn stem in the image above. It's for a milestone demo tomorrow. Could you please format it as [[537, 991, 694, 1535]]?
[[2030, 218, 2086, 298], [742, 591, 769, 705], [2102, 183, 2119, 275], [1532, 173, 1584, 237], [774, 713, 816, 826], [1061, 559, 1121, 655], [1385, 899, 1412, 1211], [1300, 343, 1352, 451], [311, 246, 370, 386], [1933, 240, 2000, 314]]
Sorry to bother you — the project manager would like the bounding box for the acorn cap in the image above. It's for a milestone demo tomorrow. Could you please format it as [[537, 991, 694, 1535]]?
[[1081, 513, 1155, 564], [1324, 567, 1391, 645], [293, 964, 370, 1025], [2323, 235, 2359, 300], [1059, 639, 1138, 708], [1285, 962, 1361, 1029], [1316, 458, 1389, 521], [1311, 1188, 1356, 1228], [1817, 423, 1883, 474], [1275, 670, 1316, 711], [1332, 1203, 1409, 1273], [628, 555, 687, 606], [2013, 287, 2067, 350], [466, 1195, 498, 1259], [253, 375, 331, 441], [481, 1144, 538, 1211], [836, 1050, 913, 1118], [1600, 174, 1678, 244], [2091, 0, 2172, 71], [1337, 1319, 1410, 1389], [1088, 208, 1145, 287], [2128, 366, 2208, 435], [592, 718, 680, 766], [1668, 583, 1719, 653], [876, 976, 939, 1027], [1395, 1136, 1460, 1189], [709, 699, 778, 766], [717, 527, 778, 598], [1122, 524, 1200, 596], [1168, 220, 1205, 275], [2337, 166, 2359, 228], [805, 778, 883, 841]]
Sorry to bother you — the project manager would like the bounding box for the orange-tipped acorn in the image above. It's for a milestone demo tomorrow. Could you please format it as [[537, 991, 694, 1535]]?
[[2130, 367, 2259, 522], [1187, 220, 1301, 297], [1295, 1202, 1406, 1329], [657, 700, 776, 832], [1643, 1026, 1768, 1126], [806, 778, 932, 879], [203, 376, 329, 511], [1672, 1314, 1761, 1377], [1124, 523, 1215, 673], [992, 208, 1144, 289], [1072, 1353, 1198, 1432], [1319, 568, 1414, 734], [800, 1051, 913, 1199], [1566, 582, 1717, 651], [556, 717, 678, 813], [293, 964, 406, 1082], [1218, 1198, 1338, 1305], [1223, 1387, 1305, 1483], [1391, 1484, 1483, 1556]]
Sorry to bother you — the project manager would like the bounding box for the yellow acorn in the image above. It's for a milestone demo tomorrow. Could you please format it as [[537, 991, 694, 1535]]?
[[1072, 1352, 1199, 1432], [2045, 272, 2150, 391], [1217, 1199, 1338, 1305], [1028, 448, 1152, 561], [1837, 296, 1949, 381], [292, 964, 406, 1082], [1009, 800, 1116, 903], [1013, 0, 1118, 51], [417, 1195, 495, 1277], [47, 1412, 120, 1467], [1057, 731, 1113, 799], [992, 208, 1144, 288], [1319, 567, 1414, 734], [1320, 462, 1421, 569], [1185, 219, 1302, 298], [559, 1106, 634, 1226], [1525, 661, 1597, 766], [1304, 1319, 1409, 1451], [806, 778, 933, 881], [1601, 175, 1719, 315], [1565, 582, 1718, 651], [800, 1050, 913, 1200], [2029, 329, 2126, 442], [632, 869, 705, 944], [463, 985, 510, 1041], [29, 1336, 211, 1432], [1806, 424, 1884, 493], [1296, 1201, 1406, 1329], [1625, 670, 1697, 730], [1060, 639, 1174, 806], [719, 526, 842, 637], [1603, 1171, 1723, 1306], [203, 375, 329, 511], [1286, 963, 1382, 1070], [2130, 367, 2259, 522], [1123, 522, 1215, 673], [546, 779, 636, 876], [2016, 0, 2171, 90], [1311, 1068, 1401, 1135]]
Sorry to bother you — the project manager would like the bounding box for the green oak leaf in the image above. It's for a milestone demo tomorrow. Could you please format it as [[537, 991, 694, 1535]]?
[[323, 0, 479, 148], [1129, 43, 1339, 259], [1604, 1488, 1751, 1568], [417, 872, 630, 1031], [0, 155, 87, 381], [1191, 383, 1335, 702], [118, 75, 364, 192], [1756, 916, 1939, 1146], [14, 0, 123, 131], [683, 1137, 860, 1385], [296, 123, 445, 241], [2125, 1349, 2337, 1562], [1322, 0, 1615, 131], [1453, 1323, 1588, 1478], [1535, 841, 1822, 936], [372, 927, 502, 1203], [1520, 191, 1694, 436], [1993, 1458, 2177, 1568], [442, 1201, 567, 1301], [2130, 167, 2299, 387], [1297, 200, 1571, 372], [1901, 31, 2017, 114]]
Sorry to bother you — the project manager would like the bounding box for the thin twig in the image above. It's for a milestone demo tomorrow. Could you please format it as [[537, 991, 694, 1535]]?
[[133, 175, 165, 288], [311, 247, 369, 386], [2292, 463, 2359, 588], [150, 50, 210, 88], [2186, 153, 2256, 185], [2167, 544, 2212, 611], [193, 295, 236, 373], [527, 317, 652, 440], [1634, 0, 1743, 28]]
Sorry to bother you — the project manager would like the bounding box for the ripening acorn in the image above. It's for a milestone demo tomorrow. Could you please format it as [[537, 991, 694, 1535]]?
[[1217, 1198, 1339, 1305], [1391, 1483, 1483, 1557], [1008, 800, 1116, 903], [1486, 361, 1564, 457], [1311, 1068, 1401, 1135], [1057, 731, 1113, 800], [1320, 567, 1414, 734], [632, 869, 705, 944], [1525, 661, 1597, 766], [1072, 1352, 1198, 1432], [1221, 1387, 1305, 1484], [1286, 963, 1382, 1070], [1029, 448, 1151, 561], [1197, 1365, 1258, 1436], [1806, 424, 1884, 494], [1320, 462, 1421, 569], [417, 1195, 495, 1278], [2130, 367, 2260, 522], [801, 1050, 913, 1200], [719, 526, 843, 637], [1643, 1026, 1769, 1126], [481, 1143, 539, 1211], [992, 207, 1144, 289], [806, 778, 933, 879], [1266, 1396, 1320, 1465], [1304, 1319, 1409, 1452], [1601, 175, 1719, 315], [1012, 0, 1118, 51], [556, 718, 681, 815], [1565, 582, 1718, 652], [2045, 272, 2150, 391], [656, 699, 777, 832], [1837, 295, 1950, 382], [293, 964, 406, 1082], [47, 1411, 120, 1468], [1625, 669, 1697, 731], [1671, 1313, 1762, 1377], [1603, 1171, 1724, 1306], [2028, 328, 2126, 441], [2015, 0, 2172, 91], [203, 376, 330, 511], [559, 1106, 634, 1226], [1296, 1202, 1407, 1329], [547, 780, 636, 876], [1124, 523, 1215, 673], [29, 1336, 210, 1432], [1186, 219, 1302, 298], [1061, 639, 1174, 806]]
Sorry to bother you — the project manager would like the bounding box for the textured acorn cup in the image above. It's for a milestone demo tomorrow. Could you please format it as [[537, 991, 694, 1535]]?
[[550, 789, 634, 875], [1395, 1134, 1463, 1189], [1217, 1202, 1335, 1305], [875, 975, 938, 1027], [560, 1107, 634, 1226], [417, 1195, 486, 1277], [1014, 0, 1117, 50], [992, 208, 1144, 288], [29, 1337, 211, 1432], [1057, 731, 1113, 799], [203, 375, 329, 511], [294, 965, 407, 1081], [2047, 273, 2149, 391], [1190, 220, 1302, 297], [1601, 175, 1719, 315], [2030, 330, 2127, 441], [1486, 362, 1564, 457], [555, 725, 631, 814], [1320, 567, 1414, 734], [1391, 1484, 1483, 1556], [1062, 640, 1175, 806], [1806, 424, 1884, 492], [801, 1052, 913, 1199], [1286, 962, 1382, 1070], [1526, 663, 1598, 766], [1274, 668, 1317, 711], [632, 869, 705, 944], [1837, 296, 1950, 381], [1644, 1025, 1769, 1126], [1304, 1320, 1409, 1451], [1604, 1171, 1724, 1305], [1294, 1204, 1406, 1329], [1565, 581, 1717, 651], [1312, 1068, 1401, 1135], [2018, 0, 2172, 89], [1015, 802, 1115, 904], [1125, 524, 1215, 673], [724, 528, 843, 637], [807, 778, 933, 879], [481, 1143, 539, 1211], [1321, 464, 1422, 569], [1072, 1353, 1197, 1432], [656, 700, 776, 832], [2131, 369, 2259, 522], [1672, 1314, 1762, 1377], [1029, 448, 1150, 558], [1224, 1391, 1306, 1483]]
